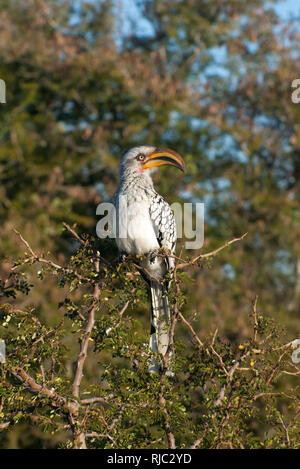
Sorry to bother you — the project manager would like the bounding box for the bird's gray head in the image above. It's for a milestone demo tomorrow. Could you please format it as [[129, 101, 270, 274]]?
[[119, 145, 185, 183]]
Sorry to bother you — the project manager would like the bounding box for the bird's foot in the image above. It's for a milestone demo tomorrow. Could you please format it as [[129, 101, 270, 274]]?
[[118, 252, 127, 263], [149, 249, 159, 264]]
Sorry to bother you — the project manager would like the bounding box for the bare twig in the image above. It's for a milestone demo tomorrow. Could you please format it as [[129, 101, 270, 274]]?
[[12, 229, 91, 282], [62, 222, 86, 246], [10, 366, 88, 449], [10, 367, 79, 414], [62, 222, 111, 267], [212, 343, 251, 406], [178, 311, 204, 347], [115, 300, 130, 329], [252, 295, 259, 343], [157, 265, 181, 450], [176, 233, 248, 269], [0, 421, 11, 431], [72, 255, 100, 398], [190, 436, 204, 449], [278, 413, 290, 446], [80, 396, 110, 405]]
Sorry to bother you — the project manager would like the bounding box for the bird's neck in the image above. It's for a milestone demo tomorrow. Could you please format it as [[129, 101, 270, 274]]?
[[119, 170, 154, 192]]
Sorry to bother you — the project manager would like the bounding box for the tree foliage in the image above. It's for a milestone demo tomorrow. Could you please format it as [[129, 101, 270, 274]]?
[[1, 229, 299, 449]]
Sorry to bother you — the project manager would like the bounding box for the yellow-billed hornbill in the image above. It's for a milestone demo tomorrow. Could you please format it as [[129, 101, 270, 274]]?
[[113, 146, 185, 375]]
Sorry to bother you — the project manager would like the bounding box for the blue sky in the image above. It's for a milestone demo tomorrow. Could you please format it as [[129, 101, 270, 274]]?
[[274, 0, 299, 19]]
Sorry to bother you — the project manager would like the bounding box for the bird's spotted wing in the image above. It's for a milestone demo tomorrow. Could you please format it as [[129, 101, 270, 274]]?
[[149, 193, 177, 254]]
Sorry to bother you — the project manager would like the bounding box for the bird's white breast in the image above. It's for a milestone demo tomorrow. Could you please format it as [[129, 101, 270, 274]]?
[[115, 193, 159, 255]]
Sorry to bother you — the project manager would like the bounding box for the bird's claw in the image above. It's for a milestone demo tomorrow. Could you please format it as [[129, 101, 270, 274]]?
[[149, 249, 159, 264], [118, 252, 127, 263]]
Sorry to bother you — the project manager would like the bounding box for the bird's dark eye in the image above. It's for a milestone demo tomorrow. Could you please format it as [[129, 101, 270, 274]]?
[[136, 154, 145, 161]]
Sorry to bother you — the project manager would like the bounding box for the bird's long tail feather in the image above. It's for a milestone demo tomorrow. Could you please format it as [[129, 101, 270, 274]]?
[[148, 280, 173, 375]]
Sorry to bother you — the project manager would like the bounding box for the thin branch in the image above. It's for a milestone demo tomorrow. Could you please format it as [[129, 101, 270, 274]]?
[[115, 300, 130, 328], [62, 222, 111, 266], [190, 436, 204, 449], [10, 367, 87, 449], [157, 265, 181, 450], [278, 414, 290, 446], [176, 233, 248, 269], [213, 345, 251, 406], [252, 295, 259, 343], [10, 367, 79, 415], [12, 229, 91, 282], [62, 222, 86, 246], [80, 397, 110, 405], [178, 311, 204, 347], [72, 255, 100, 398], [0, 421, 11, 431]]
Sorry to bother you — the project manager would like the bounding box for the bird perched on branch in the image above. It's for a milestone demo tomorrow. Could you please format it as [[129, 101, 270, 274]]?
[[113, 145, 185, 375]]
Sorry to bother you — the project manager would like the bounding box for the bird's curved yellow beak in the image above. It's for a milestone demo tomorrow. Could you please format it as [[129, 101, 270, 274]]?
[[142, 148, 185, 172]]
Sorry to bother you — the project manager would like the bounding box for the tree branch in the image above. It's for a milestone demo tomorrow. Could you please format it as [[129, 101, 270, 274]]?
[[72, 255, 100, 398], [176, 233, 248, 269]]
